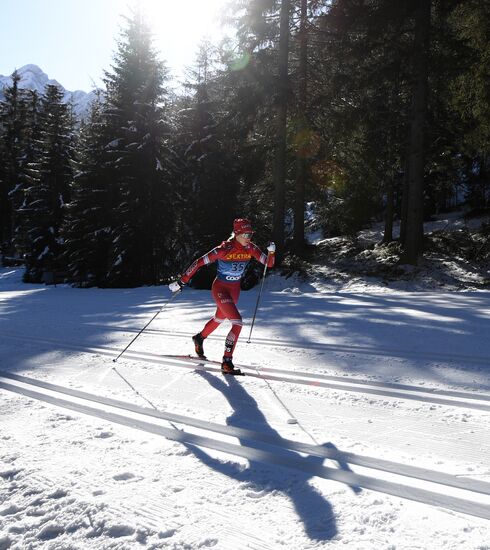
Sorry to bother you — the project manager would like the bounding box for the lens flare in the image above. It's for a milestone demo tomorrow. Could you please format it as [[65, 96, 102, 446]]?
[[312, 159, 346, 190], [292, 128, 321, 158], [229, 52, 251, 71]]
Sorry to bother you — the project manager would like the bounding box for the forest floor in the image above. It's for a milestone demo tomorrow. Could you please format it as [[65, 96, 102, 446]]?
[[292, 209, 490, 293]]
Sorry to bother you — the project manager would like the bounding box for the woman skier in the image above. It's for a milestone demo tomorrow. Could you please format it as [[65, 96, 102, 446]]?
[[169, 218, 275, 375]]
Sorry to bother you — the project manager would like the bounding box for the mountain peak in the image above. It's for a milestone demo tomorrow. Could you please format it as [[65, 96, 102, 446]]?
[[17, 64, 46, 76], [0, 64, 96, 117]]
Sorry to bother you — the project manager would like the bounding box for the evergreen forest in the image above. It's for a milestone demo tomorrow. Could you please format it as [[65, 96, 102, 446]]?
[[0, 0, 489, 287]]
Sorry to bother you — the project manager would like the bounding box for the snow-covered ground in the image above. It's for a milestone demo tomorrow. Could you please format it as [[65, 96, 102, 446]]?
[[306, 211, 490, 293], [309, 209, 489, 247], [1, 266, 490, 549]]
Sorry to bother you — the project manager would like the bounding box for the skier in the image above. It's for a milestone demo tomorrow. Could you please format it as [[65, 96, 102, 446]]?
[[169, 218, 275, 375]]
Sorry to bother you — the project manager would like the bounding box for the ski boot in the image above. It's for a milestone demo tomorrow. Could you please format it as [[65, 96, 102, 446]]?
[[221, 357, 243, 376], [192, 333, 206, 359]]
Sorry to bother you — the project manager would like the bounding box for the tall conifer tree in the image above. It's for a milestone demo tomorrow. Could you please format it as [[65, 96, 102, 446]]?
[[12, 89, 41, 259], [179, 42, 239, 250], [102, 7, 177, 286], [0, 71, 25, 255], [62, 95, 111, 285], [23, 84, 74, 282]]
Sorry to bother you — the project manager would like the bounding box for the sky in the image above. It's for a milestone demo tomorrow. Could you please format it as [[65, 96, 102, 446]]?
[[0, 0, 230, 92]]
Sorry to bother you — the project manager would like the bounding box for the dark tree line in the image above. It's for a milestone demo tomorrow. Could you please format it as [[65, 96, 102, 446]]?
[[0, 1, 488, 286]]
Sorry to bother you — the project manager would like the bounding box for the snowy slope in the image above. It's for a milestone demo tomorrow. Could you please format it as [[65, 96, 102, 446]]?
[[304, 211, 490, 293], [1, 267, 489, 549], [0, 64, 96, 117]]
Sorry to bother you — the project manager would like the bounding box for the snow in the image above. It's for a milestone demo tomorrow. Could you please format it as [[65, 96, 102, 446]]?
[[310, 211, 489, 248], [36, 246, 49, 261], [303, 211, 489, 293], [0, 64, 97, 118], [1, 266, 489, 549], [106, 139, 121, 148]]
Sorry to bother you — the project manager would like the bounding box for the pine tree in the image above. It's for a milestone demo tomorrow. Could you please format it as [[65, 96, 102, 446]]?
[[271, 0, 292, 260], [222, 0, 297, 253], [446, 0, 490, 211], [102, 7, 178, 286], [306, 1, 412, 238], [216, 38, 277, 238], [307, 0, 489, 253], [12, 89, 41, 259], [0, 71, 25, 256], [23, 84, 74, 282], [62, 94, 111, 286], [292, 0, 308, 254], [179, 41, 239, 250], [401, 0, 432, 264]]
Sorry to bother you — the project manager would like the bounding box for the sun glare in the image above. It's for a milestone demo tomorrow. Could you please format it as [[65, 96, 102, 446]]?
[[137, 0, 230, 77]]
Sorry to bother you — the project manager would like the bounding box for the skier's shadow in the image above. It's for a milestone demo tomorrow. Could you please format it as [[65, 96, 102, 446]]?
[[182, 369, 361, 541]]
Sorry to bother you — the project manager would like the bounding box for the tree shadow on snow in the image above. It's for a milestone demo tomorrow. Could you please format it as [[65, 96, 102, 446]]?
[[180, 369, 362, 542]]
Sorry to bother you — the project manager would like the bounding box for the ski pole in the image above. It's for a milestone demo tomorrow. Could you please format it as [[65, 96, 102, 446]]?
[[246, 252, 270, 344], [112, 290, 181, 363]]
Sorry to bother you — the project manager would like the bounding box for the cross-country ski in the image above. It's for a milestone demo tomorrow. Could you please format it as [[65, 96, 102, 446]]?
[[160, 354, 245, 375]]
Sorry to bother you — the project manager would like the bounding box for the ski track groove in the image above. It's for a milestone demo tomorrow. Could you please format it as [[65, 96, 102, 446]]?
[[2, 332, 490, 412], [153, 328, 490, 367], [3, 369, 490, 495], [34, 321, 490, 367], [1, 373, 490, 521]]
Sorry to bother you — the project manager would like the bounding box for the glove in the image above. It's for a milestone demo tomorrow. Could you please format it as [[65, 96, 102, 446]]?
[[169, 280, 184, 293], [267, 242, 276, 253]]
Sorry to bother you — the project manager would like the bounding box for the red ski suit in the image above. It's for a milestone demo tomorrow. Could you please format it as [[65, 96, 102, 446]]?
[[181, 239, 275, 357]]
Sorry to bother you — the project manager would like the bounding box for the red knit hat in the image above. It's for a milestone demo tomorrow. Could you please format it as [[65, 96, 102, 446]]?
[[233, 218, 254, 234]]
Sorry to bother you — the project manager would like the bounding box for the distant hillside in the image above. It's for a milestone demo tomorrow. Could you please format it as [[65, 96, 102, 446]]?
[[0, 64, 97, 118]]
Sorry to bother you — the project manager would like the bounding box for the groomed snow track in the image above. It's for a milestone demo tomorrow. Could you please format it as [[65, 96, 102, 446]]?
[[3, 331, 490, 412], [1, 370, 490, 521]]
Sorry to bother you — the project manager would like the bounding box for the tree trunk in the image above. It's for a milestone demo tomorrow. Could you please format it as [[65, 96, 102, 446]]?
[[272, 0, 291, 261], [400, 155, 409, 246], [383, 180, 395, 243], [293, 0, 308, 255], [400, 0, 431, 264]]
